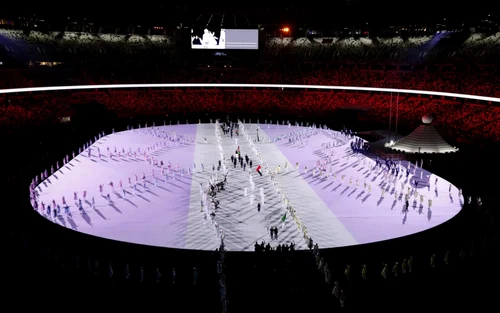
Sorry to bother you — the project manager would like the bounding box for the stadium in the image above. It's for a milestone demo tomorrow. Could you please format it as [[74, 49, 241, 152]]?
[[2, 4, 499, 311]]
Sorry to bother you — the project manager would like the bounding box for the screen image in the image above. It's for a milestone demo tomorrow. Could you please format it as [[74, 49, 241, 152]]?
[[191, 28, 225, 49], [191, 29, 258, 50]]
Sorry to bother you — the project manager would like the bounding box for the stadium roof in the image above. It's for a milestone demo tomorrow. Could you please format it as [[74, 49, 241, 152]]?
[[1, 3, 498, 28]]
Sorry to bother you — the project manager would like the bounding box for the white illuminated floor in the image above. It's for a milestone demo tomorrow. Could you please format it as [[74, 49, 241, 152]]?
[[32, 123, 463, 251]]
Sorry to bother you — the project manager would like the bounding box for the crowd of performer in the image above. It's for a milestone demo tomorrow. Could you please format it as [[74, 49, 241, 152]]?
[[28, 120, 470, 252]]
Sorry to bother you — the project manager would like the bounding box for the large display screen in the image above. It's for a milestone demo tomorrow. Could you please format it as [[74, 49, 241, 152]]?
[[191, 28, 258, 50]]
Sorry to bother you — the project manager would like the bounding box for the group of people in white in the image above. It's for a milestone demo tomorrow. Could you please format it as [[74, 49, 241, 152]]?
[[269, 120, 344, 147], [238, 121, 311, 243], [273, 122, 464, 217], [29, 121, 204, 222], [197, 122, 230, 245]]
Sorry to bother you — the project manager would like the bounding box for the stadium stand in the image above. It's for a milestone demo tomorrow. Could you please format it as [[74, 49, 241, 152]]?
[[1, 22, 499, 311]]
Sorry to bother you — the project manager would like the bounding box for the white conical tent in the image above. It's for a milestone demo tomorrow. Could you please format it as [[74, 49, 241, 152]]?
[[390, 115, 458, 154]]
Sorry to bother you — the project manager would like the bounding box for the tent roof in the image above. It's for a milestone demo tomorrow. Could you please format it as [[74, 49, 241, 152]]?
[[390, 124, 458, 154]]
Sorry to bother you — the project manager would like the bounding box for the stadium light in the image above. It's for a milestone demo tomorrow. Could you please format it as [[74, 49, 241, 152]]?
[[0, 84, 499, 103]]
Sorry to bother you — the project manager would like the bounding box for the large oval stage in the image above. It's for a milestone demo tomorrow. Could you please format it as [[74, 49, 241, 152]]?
[[32, 122, 463, 251]]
